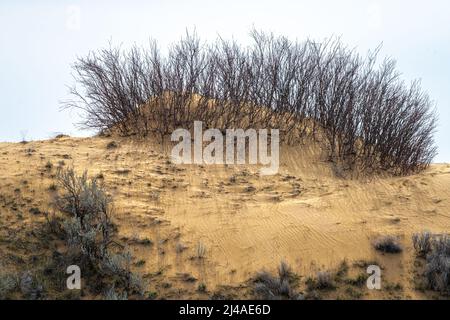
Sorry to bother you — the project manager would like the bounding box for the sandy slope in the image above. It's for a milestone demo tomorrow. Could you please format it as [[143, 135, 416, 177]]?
[[0, 135, 449, 299]]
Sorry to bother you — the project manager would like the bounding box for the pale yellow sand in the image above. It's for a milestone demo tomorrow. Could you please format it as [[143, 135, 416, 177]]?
[[1, 136, 449, 299]]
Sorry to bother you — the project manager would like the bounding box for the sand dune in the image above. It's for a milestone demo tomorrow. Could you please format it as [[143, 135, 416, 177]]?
[[0, 135, 449, 299]]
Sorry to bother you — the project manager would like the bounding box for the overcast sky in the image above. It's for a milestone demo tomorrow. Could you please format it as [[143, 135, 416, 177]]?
[[0, 0, 449, 162]]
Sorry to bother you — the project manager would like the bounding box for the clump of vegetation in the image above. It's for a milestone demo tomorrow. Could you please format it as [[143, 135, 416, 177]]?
[[128, 236, 152, 246], [0, 270, 49, 300], [0, 272, 18, 299], [104, 285, 128, 300], [55, 168, 113, 266], [38, 167, 146, 299], [106, 141, 118, 149], [176, 242, 187, 253], [101, 251, 145, 296], [315, 271, 335, 289], [19, 271, 44, 300], [414, 234, 450, 294], [195, 242, 206, 259], [66, 30, 436, 176], [253, 261, 302, 300], [44, 211, 64, 236], [20, 131, 28, 144], [114, 168, 130, 175], [384, 282, 403, 292], [412, 231, 433, 257], [149, 191, 160, 201], [344, 272, 367, 287], [374, 236, 403, 253], [197, 283, 207, 293], [336, 260, 349, 279], [306, 271, 335, 290], [29, 207, 41, 215], [344, 287, 363, 299], [45, 161, 53, 171]]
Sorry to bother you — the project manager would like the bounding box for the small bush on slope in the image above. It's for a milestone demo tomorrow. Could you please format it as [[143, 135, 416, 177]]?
[[374, 236, 403, 254], [413, 232, 450, 294], [53, 167, 144, 298], [412, 231, 433, 258], [56, 168, 113, 268], [424, 236, 450, 294], [0, 273, 18, 299], [253, 261, 303, 300]]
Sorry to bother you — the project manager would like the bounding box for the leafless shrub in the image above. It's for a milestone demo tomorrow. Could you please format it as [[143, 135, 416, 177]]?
[[44, 211, 64, 236], [66, 30, 437, 175]]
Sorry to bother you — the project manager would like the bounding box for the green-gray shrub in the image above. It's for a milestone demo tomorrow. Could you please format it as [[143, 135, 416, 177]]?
[[56, 168, 113, 266], [424, 235, 450, 294], [412, 231, 433, 257], [253, 261, 303, 300], [0, 273, 18, 299], [104, 285, 128, 300]]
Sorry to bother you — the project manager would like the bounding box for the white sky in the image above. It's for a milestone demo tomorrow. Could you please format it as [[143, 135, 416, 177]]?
[[0, 0, 449, 162]]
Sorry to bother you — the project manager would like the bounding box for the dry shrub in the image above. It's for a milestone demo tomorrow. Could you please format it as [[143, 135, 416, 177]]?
[[52, 167, 144, 298], [413, 231, 433, 257], [253, 261, 303, 300], [414, 233, 450, 294], [374, 236, 403, 253], [66, 30, 437, 176]]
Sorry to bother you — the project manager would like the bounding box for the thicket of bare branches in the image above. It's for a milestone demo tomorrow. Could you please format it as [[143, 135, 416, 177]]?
[[65, 30, 437, 175]]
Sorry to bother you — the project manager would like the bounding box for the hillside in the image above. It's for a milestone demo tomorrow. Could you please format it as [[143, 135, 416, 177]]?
[[1, 135, 449, 299]]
